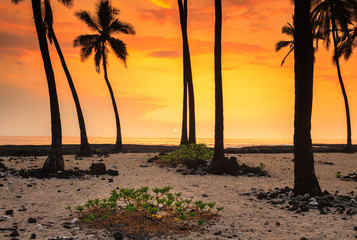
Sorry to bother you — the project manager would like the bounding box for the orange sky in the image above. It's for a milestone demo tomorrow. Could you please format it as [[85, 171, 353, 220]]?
[[0, 0, 356, 142]]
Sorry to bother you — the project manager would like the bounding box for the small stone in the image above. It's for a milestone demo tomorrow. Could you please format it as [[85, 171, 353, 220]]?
[[10, 230, 19, 237], [89, 163, 106, 175], [113, 232, 124, 240], [28, 217, 37, 223], [108, 179, 114, 183], [70, 218, 79, 224], [30, 233, 36, 239], [354, 226, 357, 231], [214, 231, 222, 235], [139, 165, 148, 168], [202, 194, 208, 198], [276, 222, 280, 227], [37, 224, 43, 230], [5, 209, 13, 215], [107, 169, 119, 176], [239, 192, 251, 196]]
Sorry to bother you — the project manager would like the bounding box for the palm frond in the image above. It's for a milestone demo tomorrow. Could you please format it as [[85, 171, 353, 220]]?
[[281, 47, 294, 66], [73, 34, 100, 48], [57, 0, 73, 8], [275, 40, 293, 52], [281, 22, 294, 36], [108, 37, 128, 66], [75, 11, 100, 32], [11, 0, 24, 4], [94, 45, 102, 73], [109, 19, 136, 35], [97, 0, 119, 30]]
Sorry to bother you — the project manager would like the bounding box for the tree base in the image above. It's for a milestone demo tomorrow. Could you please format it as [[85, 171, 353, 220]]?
[[77, 142, 93, 157], [344, 144, 354, 153], [207, 157, 239, 175], [112, 144, 123, 153], [42, 150, 64, 172]]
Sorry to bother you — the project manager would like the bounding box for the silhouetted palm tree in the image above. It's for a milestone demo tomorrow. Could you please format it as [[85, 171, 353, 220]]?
[[312, 0, 357, 152], [294, 0, 322, 196], [336, 26, 357, 60], [213, 0, 224, 162], [12, 0, 64, 172], [43, 0, 92, 156], [276, 19, 323, 66], [74, 0, 135, 152], [177, 0, 196, 145]]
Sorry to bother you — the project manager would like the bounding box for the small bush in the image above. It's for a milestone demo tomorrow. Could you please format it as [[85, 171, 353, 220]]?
[[67, 186, 222, 238], [158, 144, 213, 166]]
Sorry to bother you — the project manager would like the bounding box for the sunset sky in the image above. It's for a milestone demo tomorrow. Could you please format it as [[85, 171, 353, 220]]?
[[0, 0, 356, 142]]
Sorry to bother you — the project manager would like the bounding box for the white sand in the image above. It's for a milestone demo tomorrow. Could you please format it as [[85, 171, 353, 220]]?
[[1, 152, 356, 239]]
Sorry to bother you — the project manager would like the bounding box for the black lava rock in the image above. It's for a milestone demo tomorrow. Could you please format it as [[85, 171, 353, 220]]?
[[5, 209, 14, 215], [30, 233, 37, 239], [107, 169, 119, 176], [28, 218, 37, 223], [214, 231, 222, 235], [9, 230, 19, 237], [90, 163, 106, 175], [113, 232, 124, 240]]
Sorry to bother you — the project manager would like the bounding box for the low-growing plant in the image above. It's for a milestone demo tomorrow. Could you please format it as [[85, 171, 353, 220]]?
[[259, 163, 266, 170], [67, 186, 222, 234], [335, 171, 342, 178], [158, 144, 213, 165]]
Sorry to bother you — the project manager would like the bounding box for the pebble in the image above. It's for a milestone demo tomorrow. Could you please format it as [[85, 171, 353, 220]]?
[[70, 218, 79, 224], [5, 209, 14, 215], [37, 224, 43, 230], [10, 230, 19, 237], [239, 192, 251, 196], [30, 233, 37, 239], [214, 231, 222, 235], [113, 232, 124, 240], [28, 217, 37, 223]]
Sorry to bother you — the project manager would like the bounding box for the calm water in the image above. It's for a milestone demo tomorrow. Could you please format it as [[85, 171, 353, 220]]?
[[0, 136, 349, 148]]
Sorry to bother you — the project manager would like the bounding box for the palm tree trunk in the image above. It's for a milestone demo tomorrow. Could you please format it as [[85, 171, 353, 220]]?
[[102, 46, 123, 152], [49, 27, 92, 156], [331, 18, 353, 152], [293, 0, 321, 196], [31, 0, 63, 172], [213, 0, 224, 162], [178, 0, 189, 146]]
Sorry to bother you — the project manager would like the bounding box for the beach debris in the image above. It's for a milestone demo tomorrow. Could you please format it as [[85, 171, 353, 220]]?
[[89, 163, 106, 175]]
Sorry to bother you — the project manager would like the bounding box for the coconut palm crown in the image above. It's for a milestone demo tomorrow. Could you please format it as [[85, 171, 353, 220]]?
[[74, 0, 135, 152]]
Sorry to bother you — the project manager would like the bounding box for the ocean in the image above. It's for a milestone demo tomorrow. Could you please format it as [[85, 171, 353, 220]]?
[[0, 136, 349, 148]]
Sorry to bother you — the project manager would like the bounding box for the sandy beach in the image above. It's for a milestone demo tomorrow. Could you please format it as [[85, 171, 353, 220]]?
[[1, 149, 356, 239]]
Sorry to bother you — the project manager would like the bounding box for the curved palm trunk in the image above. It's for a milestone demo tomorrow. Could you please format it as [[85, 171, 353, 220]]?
[[31, 0, 63, 171], [102, 47, 123, 152], [213, 0, 224, 162], [178, 0, 195, 145], [293, 0, 321, 196], [49, 27, 92, 156], [330, 18, 353, 152]]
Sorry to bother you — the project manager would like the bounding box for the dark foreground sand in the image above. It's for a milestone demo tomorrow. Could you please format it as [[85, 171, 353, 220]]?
[[0, 146, 356, 239]]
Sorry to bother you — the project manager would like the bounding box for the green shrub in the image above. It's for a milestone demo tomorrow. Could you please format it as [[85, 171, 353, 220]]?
[[158, 144, 213, 165]]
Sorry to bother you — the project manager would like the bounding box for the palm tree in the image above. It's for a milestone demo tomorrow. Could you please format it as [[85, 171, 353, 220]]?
[[43, 0, 92, 156], [275, 19, 323, 66], [177, 0, 196, 145], [311, 0, 357, 152], [74, 0, 135, 153], [213, 0, 224, 162], [336, 26, 357, 60], [293, 0, 322, 195], [12, 0, 64, 172]]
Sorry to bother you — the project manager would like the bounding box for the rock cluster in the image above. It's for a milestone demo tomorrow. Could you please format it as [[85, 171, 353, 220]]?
[[249, 187, 357, 215]]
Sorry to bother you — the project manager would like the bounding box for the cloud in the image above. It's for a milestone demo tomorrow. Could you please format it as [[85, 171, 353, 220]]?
[[147, 50, 181, 58]]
